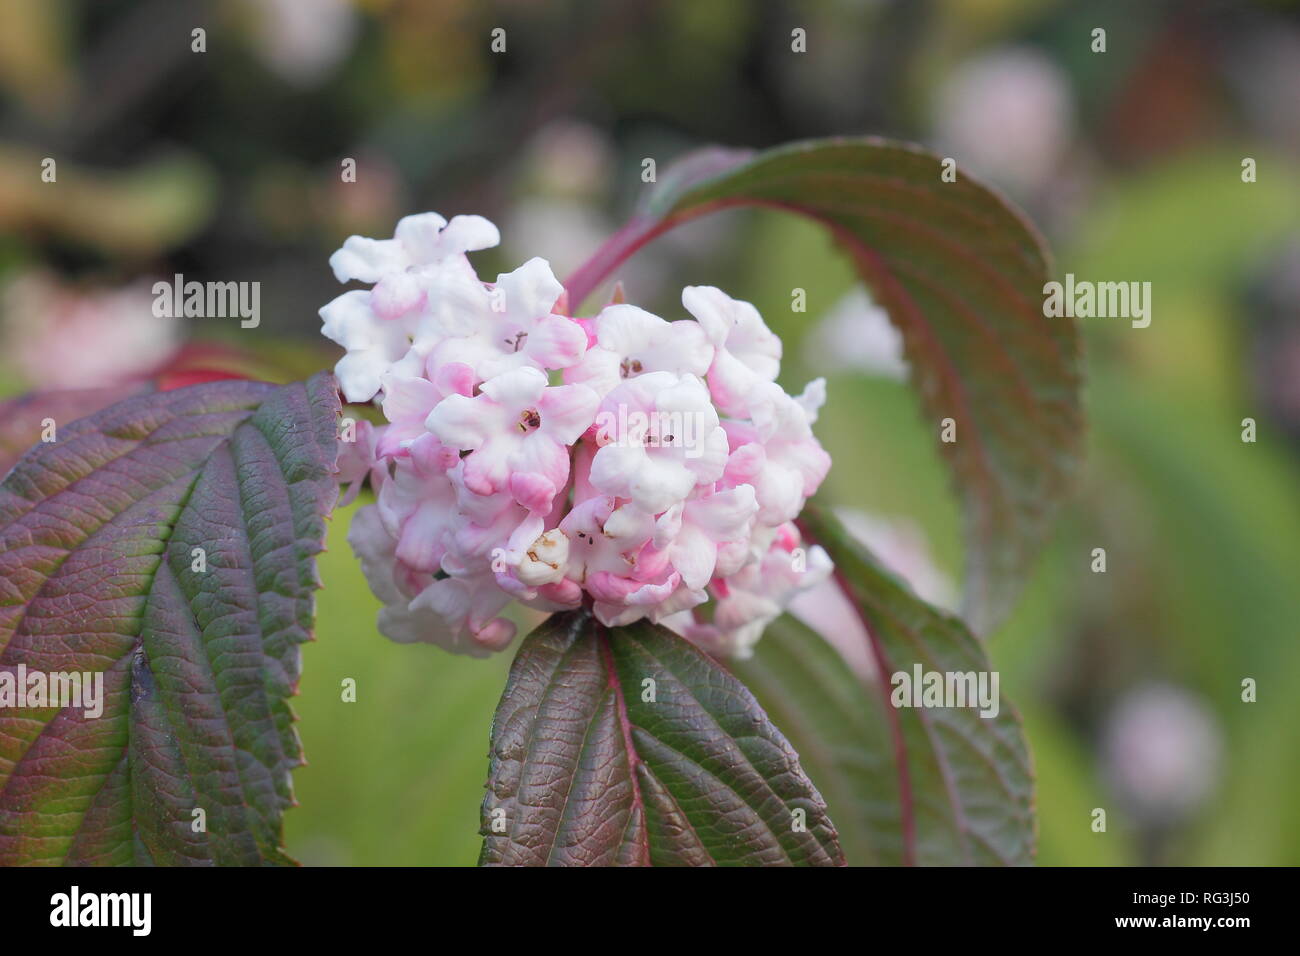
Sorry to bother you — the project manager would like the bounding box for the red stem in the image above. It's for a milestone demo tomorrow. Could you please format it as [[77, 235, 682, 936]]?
[[798, 516, 918, 866], [830, 564, 918, 866], [563, 215, 673, 312]]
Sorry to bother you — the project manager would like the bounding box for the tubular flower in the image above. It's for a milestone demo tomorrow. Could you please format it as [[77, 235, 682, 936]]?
[[325, 213, 833, 656]]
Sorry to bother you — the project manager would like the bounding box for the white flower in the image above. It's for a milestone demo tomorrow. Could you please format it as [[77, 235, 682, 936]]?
[[431, 257, 587, 380], [723, 379, 831, 525], [375, 454, 459, 574], [407, 571, 516, 656], [682, 285, 782, 417], [328, 212, 499, 284], [514, 528, 570, 588], [588, 371, 728, 515], [375, 361, 474, 467], [329, 217, 835, 658], [556, 495, 681, 627], [704, 531, 832, 658], [318, 290, 406, 402], [565, 303, 713, 397], [321, 213, 501, 402], [651, 484, 758, 591], [428, 365, 598, 513]]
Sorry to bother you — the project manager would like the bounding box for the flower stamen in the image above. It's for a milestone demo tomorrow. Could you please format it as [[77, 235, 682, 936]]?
[[518, 408, 541, 432]]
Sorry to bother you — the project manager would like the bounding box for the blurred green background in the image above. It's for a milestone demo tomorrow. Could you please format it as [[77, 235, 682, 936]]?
[[0, 0, 1297, 865]]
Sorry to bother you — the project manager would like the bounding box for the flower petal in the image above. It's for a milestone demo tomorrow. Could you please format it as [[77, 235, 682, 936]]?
[[330, 235, 408, 283]]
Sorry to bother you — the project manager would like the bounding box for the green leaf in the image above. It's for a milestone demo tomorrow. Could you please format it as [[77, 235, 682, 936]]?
[[790, 503, 1036, 865], [566, 138, 1082, 633], [732, 614, 901, 865], [479, 609, 845, 867], [0, 373, 340, 865]]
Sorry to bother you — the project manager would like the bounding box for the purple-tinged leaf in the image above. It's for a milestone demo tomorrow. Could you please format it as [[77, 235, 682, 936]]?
[[732, 614, 901, 866], [0, 373, 339, 865], [791, 503, 1036, 865], [0, 385, 145, 479], [480, 610, 844, 867]]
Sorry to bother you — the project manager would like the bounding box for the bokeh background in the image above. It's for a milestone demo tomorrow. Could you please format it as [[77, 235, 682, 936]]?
[[1, 0, 1297, 866]]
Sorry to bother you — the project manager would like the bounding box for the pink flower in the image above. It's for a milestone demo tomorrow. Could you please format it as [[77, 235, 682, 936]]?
[[431, 257, 588, 380], [330, 214, 834, 658], [683, 285, 782, 417], [589, 371, 729, 515], [556, 495, 681, 627], [447, 482, 541, 573], [722, 379, 831, 525], [349, 502, 516, 657], [564, 303, 713, 397], [349, 504, 413, 605], [557, 496, 650, 584], [322, 213, 501, 402], [375, 362, 474, 466], [689, 528, 832, 658], [376, 454, 459, 574], [336, 417, 380, 507], [649, 484, 758, 590], [408, 571, 517, 655], [427, 366, 598, 513]]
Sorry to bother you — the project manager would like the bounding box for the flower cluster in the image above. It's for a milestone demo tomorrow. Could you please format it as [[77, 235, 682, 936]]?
[[326, 213, 832, 658]]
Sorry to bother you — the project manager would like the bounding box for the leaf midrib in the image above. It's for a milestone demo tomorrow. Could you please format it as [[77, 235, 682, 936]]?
[[616, 631, 826, 866], [597, 626, 650, 867], [831, 554, 1033, 866], [1, 389, 301, 864]]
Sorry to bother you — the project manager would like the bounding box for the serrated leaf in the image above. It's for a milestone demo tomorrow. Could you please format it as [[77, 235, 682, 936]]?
[[479, 610, 844, 867], [732, 614, 901, 865], [566, 137, 1082, 633], [795, 503, 1035, 865], [0, 373, 340, 865], [0, 385, 144, 478]]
